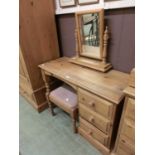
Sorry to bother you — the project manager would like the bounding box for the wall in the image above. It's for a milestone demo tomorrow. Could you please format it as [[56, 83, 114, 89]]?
[[56, 8, 135, 73], [55, 0, 135, 14]]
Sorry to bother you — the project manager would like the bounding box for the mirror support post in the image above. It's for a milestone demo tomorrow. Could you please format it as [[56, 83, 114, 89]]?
[[102, 26, 109, 64], [75, 29, 79, 57]]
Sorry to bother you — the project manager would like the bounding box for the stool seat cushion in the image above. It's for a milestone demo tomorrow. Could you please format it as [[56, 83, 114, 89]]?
[[49, 84, 77, 109]]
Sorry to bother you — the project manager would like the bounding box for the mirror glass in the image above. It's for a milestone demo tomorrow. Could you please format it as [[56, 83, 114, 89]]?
[[80, 13, 100, 58]]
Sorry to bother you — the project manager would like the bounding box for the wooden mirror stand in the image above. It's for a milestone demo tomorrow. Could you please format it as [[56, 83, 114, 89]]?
[[70, 9, 112, 73]]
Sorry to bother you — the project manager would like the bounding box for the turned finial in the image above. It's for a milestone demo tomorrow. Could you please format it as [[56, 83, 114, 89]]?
[[103, 26, 109, 64], [104, 26, 109, 41]]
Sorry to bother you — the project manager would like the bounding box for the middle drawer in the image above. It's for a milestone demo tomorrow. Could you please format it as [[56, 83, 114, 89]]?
[[78, 88, 114, 120], [79, 104, 112, 134], [121, 119, 135, 144]]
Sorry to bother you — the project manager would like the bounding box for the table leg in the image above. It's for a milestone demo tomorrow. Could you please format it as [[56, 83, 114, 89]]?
[[41, 69, 53, 115]]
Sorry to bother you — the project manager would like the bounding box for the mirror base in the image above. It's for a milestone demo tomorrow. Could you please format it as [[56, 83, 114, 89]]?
[[69, 56, 112, 73]]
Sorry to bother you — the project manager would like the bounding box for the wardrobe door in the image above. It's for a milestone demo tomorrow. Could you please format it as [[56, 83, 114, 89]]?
[[19, 0, 60, 112]]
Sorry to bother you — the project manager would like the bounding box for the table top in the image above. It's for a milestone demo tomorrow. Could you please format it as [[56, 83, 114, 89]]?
[[39, 57, 129, 104]]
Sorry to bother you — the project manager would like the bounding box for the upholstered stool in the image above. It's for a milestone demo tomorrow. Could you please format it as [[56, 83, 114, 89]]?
[[49, 84, 78, 133]]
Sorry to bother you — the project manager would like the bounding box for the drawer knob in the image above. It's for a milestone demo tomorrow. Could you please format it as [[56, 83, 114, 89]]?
[[89, 116, 94, 123], [82, 97, 85, 101], [88, 101, 95, 107], [88, 130, 92, 135], [121, 139, 126, 144], [127, 125, 132, 129]]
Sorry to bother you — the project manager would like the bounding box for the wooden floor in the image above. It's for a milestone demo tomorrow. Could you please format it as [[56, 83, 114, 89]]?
[[19, 95, 102, 155]]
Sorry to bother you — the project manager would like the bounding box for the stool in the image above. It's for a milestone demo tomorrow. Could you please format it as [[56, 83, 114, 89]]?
[[49, 84, 78, 133]]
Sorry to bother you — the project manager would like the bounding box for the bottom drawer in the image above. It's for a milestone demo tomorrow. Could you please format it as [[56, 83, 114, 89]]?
[[78, 126, 110, 155], [20, 86, 36, 105], [80, 117, 110, 148], [117, 136, 134, 155]]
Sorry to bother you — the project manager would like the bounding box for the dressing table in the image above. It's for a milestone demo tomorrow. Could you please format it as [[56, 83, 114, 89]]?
[[39, 57, 129, 154], [39, 9, 130, 154]]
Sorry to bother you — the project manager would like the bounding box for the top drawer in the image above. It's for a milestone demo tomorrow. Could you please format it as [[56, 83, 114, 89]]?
[[125, 97, 135, 122], [78, 88, 114, 120]]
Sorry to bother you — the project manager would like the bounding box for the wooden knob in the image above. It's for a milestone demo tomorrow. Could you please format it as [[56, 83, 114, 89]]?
[[121, 139, 126, 144], [82, 97, 85, 101], [127, 124, 132, 129], [88, 101, 95, 107], [88, 130, 92, 135], [89, 116, 94, 122]]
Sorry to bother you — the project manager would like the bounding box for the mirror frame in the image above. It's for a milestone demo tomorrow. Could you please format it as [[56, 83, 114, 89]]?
[[75, 9, 104, 60], [70, 9, 112, 73]]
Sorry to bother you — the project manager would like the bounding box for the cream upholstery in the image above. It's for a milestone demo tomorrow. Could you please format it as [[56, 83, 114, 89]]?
[[49, 84, 77, 109]]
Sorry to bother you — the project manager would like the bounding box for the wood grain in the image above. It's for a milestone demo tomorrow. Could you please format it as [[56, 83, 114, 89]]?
[[80, 117, 110, 148], [39, 57, 129, 104], [39, 57, 130, 154], [79, 88, 114, 120], [19, 0, 60, 111], [112, 69, 135, 155], [20, 0, 59, 90]]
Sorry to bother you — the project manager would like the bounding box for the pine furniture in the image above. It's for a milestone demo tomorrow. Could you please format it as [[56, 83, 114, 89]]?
[[19, 0, 59, 112], [112, 69, 135, 155], [39, 57, 129, 154], [70, 9, 112, 72]]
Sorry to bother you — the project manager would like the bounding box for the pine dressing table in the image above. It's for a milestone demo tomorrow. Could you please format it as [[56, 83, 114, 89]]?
[[39, 57, 129, 155]]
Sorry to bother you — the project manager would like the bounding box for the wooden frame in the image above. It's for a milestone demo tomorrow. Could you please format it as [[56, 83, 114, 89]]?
[[75, 9, 103, 60], [59, 0, 76, 7], [78, 0, 99, 5], [39, 57, 129, 154], [70, 9, 112, 73]]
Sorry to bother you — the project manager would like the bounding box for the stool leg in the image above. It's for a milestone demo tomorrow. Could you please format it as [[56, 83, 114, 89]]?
[[49, 101, 55, 116], [72, 117, 77, 133], [72, 109, 78, 133]]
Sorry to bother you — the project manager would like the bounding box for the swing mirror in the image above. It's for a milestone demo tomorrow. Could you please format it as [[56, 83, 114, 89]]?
[[76, 10, 103, 59], [70, 9, 112, 73]]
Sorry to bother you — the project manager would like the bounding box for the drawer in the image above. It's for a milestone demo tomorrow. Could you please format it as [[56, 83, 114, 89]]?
[[20, 86, 36, 104], [117, 136, 134, 155], [79, 104, 112, 134], [121, 120, 135, 143], [79, 117, 110, 148], [78, 88, 114, 120], [78, 127, 110, 154], [125, 98, 135, 122], [24, 91, 35, 102], [20, 75, 32, 94]]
